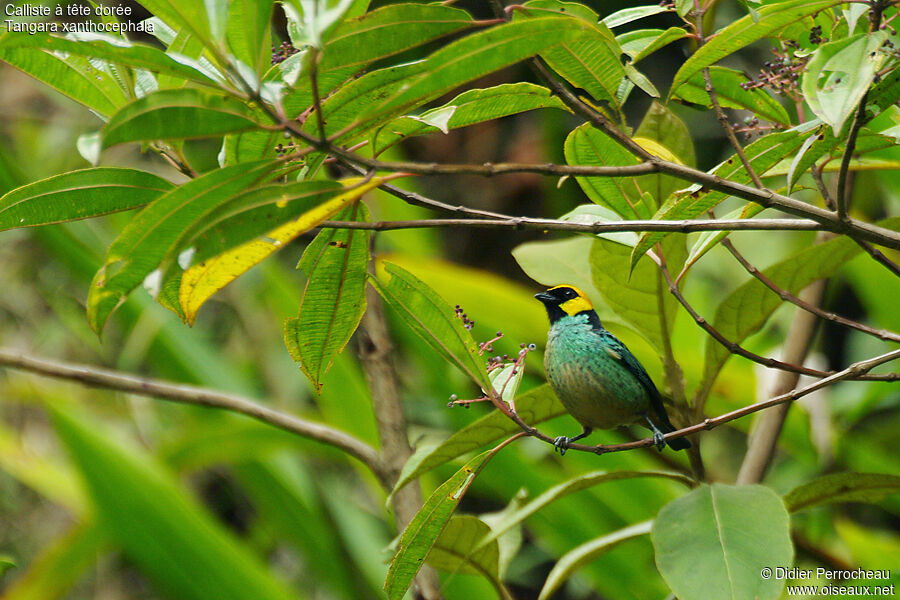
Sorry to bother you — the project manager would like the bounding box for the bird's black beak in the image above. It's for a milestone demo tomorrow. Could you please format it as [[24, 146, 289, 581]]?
[[534, 291, 554, 304]]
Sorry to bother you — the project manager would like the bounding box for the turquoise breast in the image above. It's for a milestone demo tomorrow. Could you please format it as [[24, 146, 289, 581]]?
[[544, 314, 649, 429]]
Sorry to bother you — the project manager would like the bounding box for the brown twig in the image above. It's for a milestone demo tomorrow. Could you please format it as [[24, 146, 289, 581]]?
[[0, 347, 390, 487], [655, 254, 896, 382], [319, 217, 825, 234], [721, 238, 900, 343]]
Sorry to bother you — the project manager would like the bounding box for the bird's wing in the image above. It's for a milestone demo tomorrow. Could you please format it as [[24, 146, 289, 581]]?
[[597, 329, 674, 430]]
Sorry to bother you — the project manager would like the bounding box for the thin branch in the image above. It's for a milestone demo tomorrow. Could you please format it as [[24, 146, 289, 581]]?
[[854, 238, 900, 278], [308, 48, 327, 143], [563, 347, 900, 455], [292, 127, 900, 251], [320, 217, 825, 233], [656, 253, 897, 381], [0, 348, 391, 488], [721, 238, 900, 342], [812, 162, 837, 210], [703, 67, 764, 189]]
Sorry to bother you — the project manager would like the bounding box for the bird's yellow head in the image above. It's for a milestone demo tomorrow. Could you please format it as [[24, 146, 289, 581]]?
[[534, 285, 594, 322]]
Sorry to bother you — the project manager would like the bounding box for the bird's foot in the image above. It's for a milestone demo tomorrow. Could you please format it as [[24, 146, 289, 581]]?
[[652, 430, 666, 452], [553, 436, 571, 456]]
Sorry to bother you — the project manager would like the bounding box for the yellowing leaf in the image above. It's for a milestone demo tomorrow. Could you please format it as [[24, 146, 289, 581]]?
[[179, 176, 386, 324], [632, 136, 682, 165]]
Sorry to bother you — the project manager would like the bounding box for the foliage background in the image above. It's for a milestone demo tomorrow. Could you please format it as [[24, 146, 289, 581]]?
[[0, 0, 899, 598]]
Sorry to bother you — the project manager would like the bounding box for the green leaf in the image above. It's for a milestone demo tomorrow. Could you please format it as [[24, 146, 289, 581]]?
[[428, 516, 503, 591], [102, 89, 267, 147], [284, 205, 370, 392], [51, 407, 295, 600], [390, 385, 562, 499], [869, 64, 900, 116], [0, 46, 126, 117], [634, 101, 696, 205], [652, 484, 792, 600], [373, 83, 568, 154], [478, 470, 692, 550], [784, 473, 900, 512], [702, 219, 900, 383], [358, 16, 594, 129], [384, 449, 498, 600], [591, 235, 685, 353], [617, 27, 689, 64], [179, 176, 386, 324], [131, 0, 216, 53], [227, 0, 274, 75], [539, 520, 653, 600], [0, 421, 87, 513], [517, 1, 625, 106], [283, 0, 367, 49], [631, 126, 815, 266], [371, 262, 490, 389], [271, 3, 475, 134], [0, 168, 173, 231], [87, 160, 278, 333], [564, 123, 648, 218], [602, 5, 670, 28], [310, 61, 424, 141], [0, 33, 221, 89], [669, 0, 842, 97], [673, 66, 791, 126], [320, 3, 475, 79], [801, 32, 888, 134]]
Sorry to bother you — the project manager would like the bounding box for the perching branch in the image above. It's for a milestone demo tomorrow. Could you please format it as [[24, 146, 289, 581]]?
[[556, 347, 900, 455], [0, 348, 391, 488]]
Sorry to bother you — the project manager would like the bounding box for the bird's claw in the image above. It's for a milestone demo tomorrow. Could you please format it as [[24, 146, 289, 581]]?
[[553, 436, 571, 456], [652, 431, 666, 452]]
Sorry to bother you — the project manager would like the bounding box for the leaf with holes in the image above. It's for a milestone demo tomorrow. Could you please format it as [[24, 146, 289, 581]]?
[[802, 32, 888, 134]]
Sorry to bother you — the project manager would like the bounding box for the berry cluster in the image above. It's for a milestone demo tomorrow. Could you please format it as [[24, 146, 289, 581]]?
[[454, 304, 475, 330], [274, 141, 296, 157], [271, 41, 299, 65], [809, 25, 827, 45], [740, 51, 807, 95]]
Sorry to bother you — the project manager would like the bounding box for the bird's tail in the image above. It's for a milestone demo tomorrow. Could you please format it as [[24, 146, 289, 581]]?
[[666, 433, 691, 451], [658, 415, 691, 451]]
